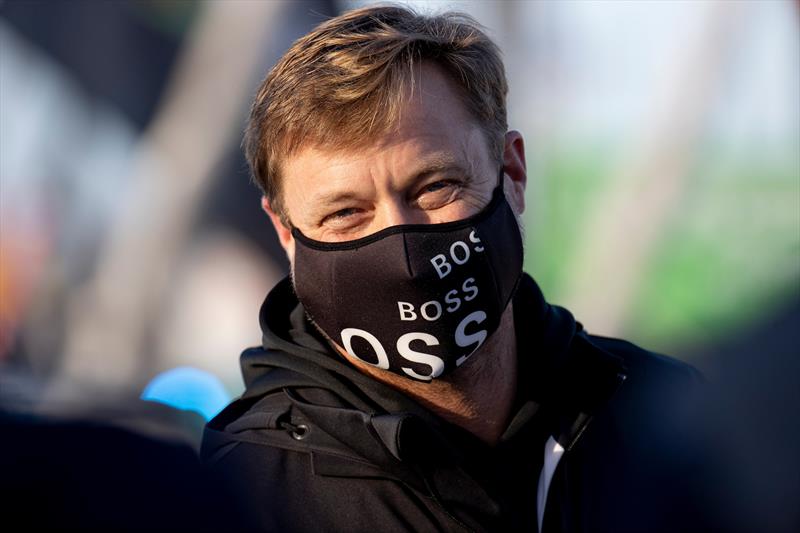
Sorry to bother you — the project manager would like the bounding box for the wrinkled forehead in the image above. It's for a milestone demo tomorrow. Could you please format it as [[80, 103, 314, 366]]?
[[282, 63, 490, 170], [280, 127, 494, 213], [279, 65, 496, 205]]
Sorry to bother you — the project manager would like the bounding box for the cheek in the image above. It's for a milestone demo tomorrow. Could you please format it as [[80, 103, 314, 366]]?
[[429, 202, 479, 224], [441, 187, 495, 222]]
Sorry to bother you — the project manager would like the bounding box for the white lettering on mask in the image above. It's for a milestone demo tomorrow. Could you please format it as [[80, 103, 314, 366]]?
[[462, 277, 479, 301], [420, 300, 443, 321], [397, 332, 444, 381], [450, 241, 470, 265], [455, 310, 488, 366], [430, 254, 452, 279], [341, 328, 390, 370], [444, 289, 461, 313], [395, 278, 480, 322], [429, 232, 485, 279], [398, 302, 417, 321], [469, 230, 484, 252]]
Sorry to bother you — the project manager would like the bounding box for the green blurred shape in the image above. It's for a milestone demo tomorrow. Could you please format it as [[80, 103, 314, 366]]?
[[523, 145, 799, 358]]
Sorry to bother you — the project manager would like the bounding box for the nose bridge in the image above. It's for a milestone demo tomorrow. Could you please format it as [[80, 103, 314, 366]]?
[[378, 195, 424, 228]]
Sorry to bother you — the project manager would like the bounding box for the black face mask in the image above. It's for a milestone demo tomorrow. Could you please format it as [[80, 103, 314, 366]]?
[[291, 183, 524, 382]]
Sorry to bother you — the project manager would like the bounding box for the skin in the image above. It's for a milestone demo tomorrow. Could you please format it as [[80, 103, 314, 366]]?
[[263, 62, 528, 445]]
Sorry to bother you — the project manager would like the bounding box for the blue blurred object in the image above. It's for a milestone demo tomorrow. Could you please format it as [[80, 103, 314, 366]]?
[[142, 367, 231, 421]]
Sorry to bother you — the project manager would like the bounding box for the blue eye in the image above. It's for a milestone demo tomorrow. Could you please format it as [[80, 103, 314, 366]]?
[[321, 207, 365, 232], [416, 180, 462, 209], [424, 181, 450, 192], [329, 208, 358, 220]]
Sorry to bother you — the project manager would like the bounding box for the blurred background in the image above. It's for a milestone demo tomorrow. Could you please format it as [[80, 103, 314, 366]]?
[[1, 0, 797, 418]]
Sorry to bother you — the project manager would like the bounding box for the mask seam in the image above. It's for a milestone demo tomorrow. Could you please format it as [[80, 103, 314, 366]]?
[[328, 250, 338, 335], [402, 232, 414, 278]]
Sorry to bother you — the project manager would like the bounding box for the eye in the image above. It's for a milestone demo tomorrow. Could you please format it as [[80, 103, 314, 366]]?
[[423, 181, 450, 193], [321, 207, 363, 230], [415, 179, 462, 210]]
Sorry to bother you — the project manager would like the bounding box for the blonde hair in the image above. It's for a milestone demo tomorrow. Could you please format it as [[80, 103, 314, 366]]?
[[244, 4, 508, 222]]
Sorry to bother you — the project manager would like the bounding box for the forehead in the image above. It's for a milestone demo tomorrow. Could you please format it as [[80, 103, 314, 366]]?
[[280, 63, 493, 204]]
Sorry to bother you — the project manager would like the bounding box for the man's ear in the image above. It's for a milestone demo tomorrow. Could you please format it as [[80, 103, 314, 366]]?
[[261, 196, 294, 262], [502, 130, 527, 215]]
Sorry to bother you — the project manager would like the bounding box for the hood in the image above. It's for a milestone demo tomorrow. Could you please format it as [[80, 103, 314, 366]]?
[[203, 274, 625, 468]]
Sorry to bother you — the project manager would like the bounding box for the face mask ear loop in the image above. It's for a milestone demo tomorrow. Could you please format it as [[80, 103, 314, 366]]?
[[497, 166, 505, 190]]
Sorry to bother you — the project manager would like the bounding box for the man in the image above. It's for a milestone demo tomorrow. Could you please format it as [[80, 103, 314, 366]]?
[[202, 6, 703, 532]]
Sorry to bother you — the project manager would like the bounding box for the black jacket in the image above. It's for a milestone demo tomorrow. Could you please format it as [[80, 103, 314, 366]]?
[[202, 274, 705, 532]]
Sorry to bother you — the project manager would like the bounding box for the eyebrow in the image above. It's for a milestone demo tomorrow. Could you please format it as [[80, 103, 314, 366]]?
[[413, 159, 476, 183], [306, 190, 364, 219], [305, 158, 477, 221]]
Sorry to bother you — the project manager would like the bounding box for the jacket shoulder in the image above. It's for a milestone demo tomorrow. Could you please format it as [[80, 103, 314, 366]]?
[[557, 334, 709, 531], [585, 333, 703, 387], [575, 332, 705, 459], [201, 387, 461, 531]]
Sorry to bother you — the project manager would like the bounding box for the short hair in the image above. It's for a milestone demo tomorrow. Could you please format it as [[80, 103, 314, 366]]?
[[244, 4, 508, 223]]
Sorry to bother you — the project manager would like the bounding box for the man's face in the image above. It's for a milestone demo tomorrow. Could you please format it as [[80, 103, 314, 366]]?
[[265, 61, 526, 266]]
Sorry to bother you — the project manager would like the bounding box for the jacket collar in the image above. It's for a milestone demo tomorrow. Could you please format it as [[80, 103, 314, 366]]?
[[511, 275, 627, 450], [247, 274, 626, 460]]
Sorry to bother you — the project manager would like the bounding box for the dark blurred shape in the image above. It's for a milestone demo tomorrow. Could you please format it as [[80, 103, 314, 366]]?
[[604, 291, 800, 532], [1, 0, 190, 128], [689, 292, 800, 532], [0, 373, 252, 531]]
